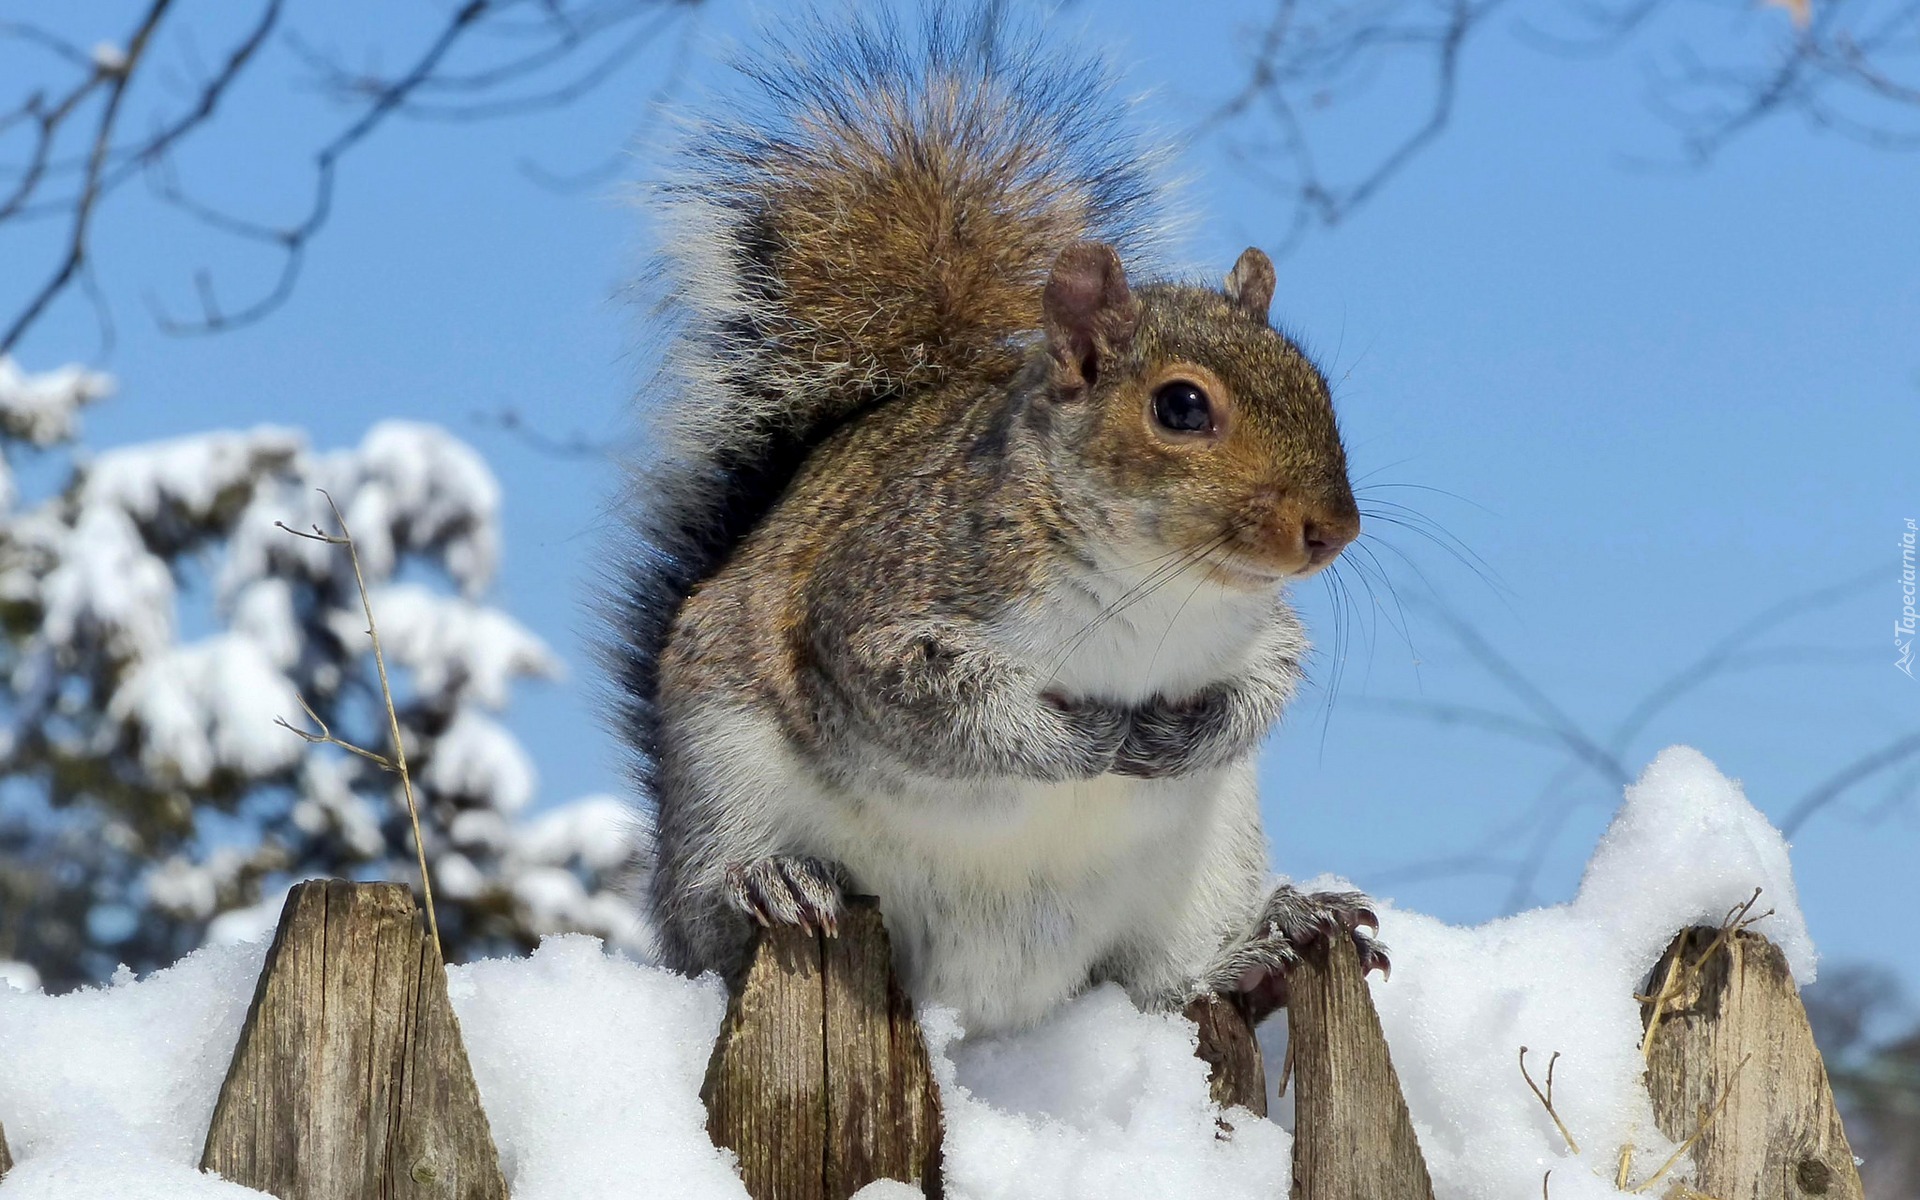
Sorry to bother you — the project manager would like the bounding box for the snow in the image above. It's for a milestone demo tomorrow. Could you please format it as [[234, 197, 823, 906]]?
[[35, 505, 176, 664], [216, 421, 499, 602], [0, 358, 112, 449], [0, 962, 40, 993], [928, 988, 1292, 1199], [351, 583, 560, 710], [79, 427, 303, 535], [105, 634, 307, 787], [148, 849, 258, 923], [0, 748, 1814, 1200], [337, 421, 502, 596], [449, 938, 739, 1198], [89, 42, 128, 73], [512, 794, 638, 874], [288, 754, 385, 858], [203, 890, 291, 949], [0, 944, 267, 1200], [421, 709, 538, 814], [0, 357, 112, 517]]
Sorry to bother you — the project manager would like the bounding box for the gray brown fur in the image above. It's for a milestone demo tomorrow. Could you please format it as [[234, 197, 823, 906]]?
[[611, 8, 1382, 1033]]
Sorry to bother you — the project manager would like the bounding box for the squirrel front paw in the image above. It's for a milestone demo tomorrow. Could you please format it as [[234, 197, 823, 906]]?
[[724, 855, 845, 936], [1195, 885, 1388, 1022], [1040, 690, 1130, 773], [1112, 686, 1270, 778]]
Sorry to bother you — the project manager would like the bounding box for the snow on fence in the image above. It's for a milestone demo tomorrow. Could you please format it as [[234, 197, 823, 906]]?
[[0, 878, 1866, 1200]]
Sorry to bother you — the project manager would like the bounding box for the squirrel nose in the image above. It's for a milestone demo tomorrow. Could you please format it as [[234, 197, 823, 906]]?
[[1302, 515, 1358, 567]]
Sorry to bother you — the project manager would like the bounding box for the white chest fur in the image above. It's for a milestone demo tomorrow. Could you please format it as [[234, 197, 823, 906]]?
[[1000, 546, 1280, 704], [811, 762, 1250, 1031]]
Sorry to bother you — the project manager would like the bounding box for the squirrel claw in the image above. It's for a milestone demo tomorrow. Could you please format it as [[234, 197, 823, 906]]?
[[1199, 884, 1388, 1021], [1255, 886, 1377, 948], [1352, 927, 1391, 981], [1344, 906, 1380, 936], [725, 856, 844, 937]]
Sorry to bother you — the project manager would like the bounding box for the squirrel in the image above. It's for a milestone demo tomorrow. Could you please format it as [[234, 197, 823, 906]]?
[[606, 7, 1385, 1034]]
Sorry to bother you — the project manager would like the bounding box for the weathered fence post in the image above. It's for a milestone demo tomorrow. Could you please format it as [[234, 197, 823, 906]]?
[[702, 896, 943, 1200], [1642, 927, 1863, 1200], [1286, 935, 1435, 1200], [1185, 993, 1268, 1117], [200, 880, 507, 1200]]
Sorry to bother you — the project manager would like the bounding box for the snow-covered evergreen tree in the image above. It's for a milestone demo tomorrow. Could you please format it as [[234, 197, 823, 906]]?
[[0, 357, 644, 990]]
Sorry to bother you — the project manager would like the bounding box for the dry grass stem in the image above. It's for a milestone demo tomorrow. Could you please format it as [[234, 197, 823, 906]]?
[[273, 492, 441, 958], [1519, 1046, 1582, 1155], [1640, 889, 1771, 1063], [274, 693, 393, 770], [1628, 1056, 1749, 1194]]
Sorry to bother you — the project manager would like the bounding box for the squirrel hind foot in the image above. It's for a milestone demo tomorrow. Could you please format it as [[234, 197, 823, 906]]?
[[725, 855, 846, 937]]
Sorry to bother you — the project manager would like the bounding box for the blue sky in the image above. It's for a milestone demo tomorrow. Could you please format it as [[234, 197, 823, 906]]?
[[9, 1, 1917, 991]]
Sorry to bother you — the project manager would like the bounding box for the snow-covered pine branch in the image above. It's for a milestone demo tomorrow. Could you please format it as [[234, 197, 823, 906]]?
[[0, 357, 646, 989]]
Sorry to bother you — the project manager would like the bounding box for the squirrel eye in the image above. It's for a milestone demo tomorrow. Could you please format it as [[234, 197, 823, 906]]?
[[1151, 380, 1215, 434]]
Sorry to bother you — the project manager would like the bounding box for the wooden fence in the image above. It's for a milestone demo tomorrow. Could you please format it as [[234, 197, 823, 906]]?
[[0, 879, 1865, 1199]]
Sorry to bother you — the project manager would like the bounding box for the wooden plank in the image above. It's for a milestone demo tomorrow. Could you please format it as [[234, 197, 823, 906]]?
[[200, 879, 507, 1200], [703, 919, 829, 1200], [1185, 993, 1268, 1118], [702, 897, 943, 1200], [1642, 928, 1863, 1200], [823, 901, 943, 1199], [1287, 935, 1435, 1200]]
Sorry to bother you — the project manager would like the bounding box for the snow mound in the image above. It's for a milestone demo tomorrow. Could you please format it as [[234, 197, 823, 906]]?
[[0, 944, 267, 1199], [0, 748, 1813, 1200], [1365, 746, 1809, 1200], [928, 987, 1290, 1199]]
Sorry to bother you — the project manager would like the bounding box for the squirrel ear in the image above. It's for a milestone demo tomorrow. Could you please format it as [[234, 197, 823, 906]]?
[[1043, 241, 1137, 396], [1224, 247, 1275, 321]]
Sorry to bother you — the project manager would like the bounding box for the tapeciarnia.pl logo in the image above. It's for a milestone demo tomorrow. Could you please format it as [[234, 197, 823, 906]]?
[[1899, 517, 1917, 678]]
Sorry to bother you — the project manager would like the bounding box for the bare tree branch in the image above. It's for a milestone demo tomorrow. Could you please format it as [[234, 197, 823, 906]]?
[[1370, 571, 1915, 908], [1782, 730, 1920, 836], [1, 0, 175, 354], [0, 0, 699, 353], [1208, 0, 1920, 247]]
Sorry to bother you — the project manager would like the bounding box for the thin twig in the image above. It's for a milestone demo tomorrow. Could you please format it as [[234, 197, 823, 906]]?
[[273, 693, 393, 770], [272, 494, 440, 957], [1519, 1046, 1582, 1154]]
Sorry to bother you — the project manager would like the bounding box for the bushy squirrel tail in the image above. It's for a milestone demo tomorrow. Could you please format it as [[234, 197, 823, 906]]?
[[660, 5, 1169, 444], [605, 6, 1171, 800]]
